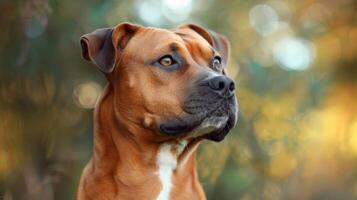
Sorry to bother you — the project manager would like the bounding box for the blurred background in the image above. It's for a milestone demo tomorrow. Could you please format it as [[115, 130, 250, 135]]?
[[0, 0, 356, 199]]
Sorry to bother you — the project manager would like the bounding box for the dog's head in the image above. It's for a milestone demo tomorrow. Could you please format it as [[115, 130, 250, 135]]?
[[80, 23, 238, 142]]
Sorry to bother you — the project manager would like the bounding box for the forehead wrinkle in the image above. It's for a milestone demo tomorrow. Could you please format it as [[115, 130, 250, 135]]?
[[176, 30, 214, 57], [150, 41, 185, 56], [128, 29, 186, 60], [136, 28, 183, 44], [180, 36, 214, 66], [170, 43, 179, 51], [174, 31, 195, 39]]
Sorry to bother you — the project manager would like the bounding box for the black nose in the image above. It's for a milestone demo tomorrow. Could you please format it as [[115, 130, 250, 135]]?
[[207, 75, 235, 97]]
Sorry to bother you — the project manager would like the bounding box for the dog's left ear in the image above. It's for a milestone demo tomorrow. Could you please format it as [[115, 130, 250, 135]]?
[[178, 24, 231, 66], [80, 23, 142, 74]]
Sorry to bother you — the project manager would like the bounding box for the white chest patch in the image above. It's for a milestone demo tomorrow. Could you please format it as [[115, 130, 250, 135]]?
[[156, 141, 187, 200]]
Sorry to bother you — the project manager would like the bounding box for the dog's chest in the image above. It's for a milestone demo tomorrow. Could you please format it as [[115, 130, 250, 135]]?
[[155, 141, 187, 200]]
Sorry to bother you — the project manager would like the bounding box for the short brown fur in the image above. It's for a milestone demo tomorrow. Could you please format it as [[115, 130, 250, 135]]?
[[76, 23, 232, 200]]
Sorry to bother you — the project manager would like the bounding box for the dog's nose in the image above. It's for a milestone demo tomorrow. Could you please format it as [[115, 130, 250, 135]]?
[[207, 75, 235, 97]]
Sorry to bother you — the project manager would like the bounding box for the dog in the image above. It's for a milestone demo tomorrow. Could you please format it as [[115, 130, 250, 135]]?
[[76, 22, 238, 200]]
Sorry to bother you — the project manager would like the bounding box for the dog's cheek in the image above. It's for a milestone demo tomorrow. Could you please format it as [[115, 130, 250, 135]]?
[[146, 92, 183, 117]]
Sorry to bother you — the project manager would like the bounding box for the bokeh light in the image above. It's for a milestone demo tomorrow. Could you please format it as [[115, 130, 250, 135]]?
[[135, 0, 193, 25], [273, 37, 315, 71], [136, 0, 164, 26], [73, 81, 103, 109], [161, 0, 192, 23], [24, 16, 47, 38], [249, 4, 279, 36]]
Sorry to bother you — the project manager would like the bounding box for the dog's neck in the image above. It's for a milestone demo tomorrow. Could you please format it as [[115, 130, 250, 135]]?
[[87, 86, 206, 200]]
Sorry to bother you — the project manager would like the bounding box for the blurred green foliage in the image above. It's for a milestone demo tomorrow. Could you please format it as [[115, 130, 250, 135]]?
[[0, 0, 356, 199]]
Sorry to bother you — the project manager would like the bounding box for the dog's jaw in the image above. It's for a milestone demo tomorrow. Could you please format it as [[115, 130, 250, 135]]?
[[188, 116, 228, 137]]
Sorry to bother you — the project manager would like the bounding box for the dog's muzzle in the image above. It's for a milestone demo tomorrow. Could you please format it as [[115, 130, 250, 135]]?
[[159, 73, 238, 142]]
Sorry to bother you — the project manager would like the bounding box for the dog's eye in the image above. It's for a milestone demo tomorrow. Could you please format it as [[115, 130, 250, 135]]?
[[212, 56, 222, 70], [159, 55, 175, 67]]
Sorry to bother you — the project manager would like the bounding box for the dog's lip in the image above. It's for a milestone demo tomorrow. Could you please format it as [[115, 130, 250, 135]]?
[[159, 113, 231, 137], [159, 114, 200, 136], [159, 123, 192, 136]]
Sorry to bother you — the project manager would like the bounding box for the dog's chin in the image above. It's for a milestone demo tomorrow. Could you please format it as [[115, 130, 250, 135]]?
[[159, 115, 201, 136], [203, 115, 236, 142], [159, 111, 236, 142]]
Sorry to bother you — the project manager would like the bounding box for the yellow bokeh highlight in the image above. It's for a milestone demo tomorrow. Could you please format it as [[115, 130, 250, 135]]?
[[269, 151, 297, 179]]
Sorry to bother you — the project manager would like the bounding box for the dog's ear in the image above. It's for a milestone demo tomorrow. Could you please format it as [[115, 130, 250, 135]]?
[[178, 24, 230, 66], [80, 23, 142, 74]]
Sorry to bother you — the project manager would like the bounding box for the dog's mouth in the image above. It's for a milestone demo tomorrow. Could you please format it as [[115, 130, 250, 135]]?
[[159, 96, 238, 142]]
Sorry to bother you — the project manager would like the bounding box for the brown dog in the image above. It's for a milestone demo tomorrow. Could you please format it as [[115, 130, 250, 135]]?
[[76, 22, 238, 200]]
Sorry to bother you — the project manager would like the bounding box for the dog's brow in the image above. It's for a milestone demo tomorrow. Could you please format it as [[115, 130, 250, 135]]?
[[170, 43, 179, 51], [175, 32, 186, 36], [175, 32, 194, 39]]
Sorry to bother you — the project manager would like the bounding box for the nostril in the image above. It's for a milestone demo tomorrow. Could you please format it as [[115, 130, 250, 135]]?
[[218, 81, 225, 90], [229, 82, 235, 92], [207, 76, 235, 94]]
